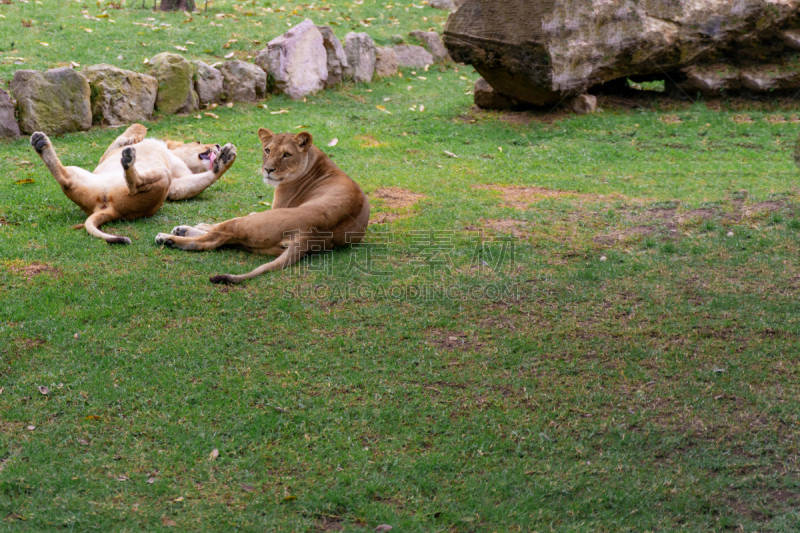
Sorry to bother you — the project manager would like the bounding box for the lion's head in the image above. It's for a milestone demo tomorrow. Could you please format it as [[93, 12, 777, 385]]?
[[165, 140, 221, 174], [257, 128, 314, 187]]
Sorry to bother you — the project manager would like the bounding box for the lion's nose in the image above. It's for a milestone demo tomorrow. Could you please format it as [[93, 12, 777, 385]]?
[[266, 167, 276, 174]]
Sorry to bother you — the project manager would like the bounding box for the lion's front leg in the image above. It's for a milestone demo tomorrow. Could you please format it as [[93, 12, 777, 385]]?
[[168, 144, 237, 201]]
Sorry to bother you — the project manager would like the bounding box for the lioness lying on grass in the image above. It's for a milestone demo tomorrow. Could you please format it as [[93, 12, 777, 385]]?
[[155, 128, 370, 284], [30, 124, 237, 244]]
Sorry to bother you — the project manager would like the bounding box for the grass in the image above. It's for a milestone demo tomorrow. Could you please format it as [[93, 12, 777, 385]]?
[[2, 1, 800, 532]]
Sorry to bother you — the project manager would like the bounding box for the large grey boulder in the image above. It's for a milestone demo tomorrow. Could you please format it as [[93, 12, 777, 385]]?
[[149, 52, 199, 115], [0, 88, 20, 139], [375, 47, 399, 78], [409, 30, 450, 62], [393, 45, 434, 68], [256, 19, 327, 100], [344, 32, 376, 84], [317, 25, 348, 87], [218, 60, 267, 103], [444, 0, 800, 105], [10, 67, 92, 135], [82, 64, 157, 126], [192, 60, 223, 105], [429, 0, 456, 10]]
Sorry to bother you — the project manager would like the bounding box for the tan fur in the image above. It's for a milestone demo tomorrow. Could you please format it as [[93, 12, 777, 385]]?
[[155, 128, 370, 284], [31, 124, 237, 244]]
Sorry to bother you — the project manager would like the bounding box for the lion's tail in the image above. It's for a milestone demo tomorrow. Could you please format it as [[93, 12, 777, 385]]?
[[209, 248, 302, 285], [85, 210, 131, 245]]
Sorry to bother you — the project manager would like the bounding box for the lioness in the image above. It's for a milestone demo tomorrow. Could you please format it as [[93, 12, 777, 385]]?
[[155, 128, 370, 284], [30, 124, 237, 244]]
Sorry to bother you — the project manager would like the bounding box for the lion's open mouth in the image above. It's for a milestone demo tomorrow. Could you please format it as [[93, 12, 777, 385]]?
[[199, 149, 216, 170]]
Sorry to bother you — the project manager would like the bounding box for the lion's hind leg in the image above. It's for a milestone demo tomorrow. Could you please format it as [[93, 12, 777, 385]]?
[[170, 224, 211, 238]]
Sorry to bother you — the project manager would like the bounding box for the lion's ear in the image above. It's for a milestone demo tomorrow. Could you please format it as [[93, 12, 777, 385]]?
[[165, 140, 184, 150], [257, 128, 274, 147], [294, 131, 313, 152]]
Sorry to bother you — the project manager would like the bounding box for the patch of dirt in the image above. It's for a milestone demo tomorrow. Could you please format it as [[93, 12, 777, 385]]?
[[746, 200, 786, 213], [477, 218, 530, 237], [425, 329, 481, 351], [475, 184, 610, 209], [678, 208, 717, 221], [593, 225, 656, 245], [315, 517, 344, 532], [731, 114, 754, 124], [372, 187, 425, 210], [16, 337, 46, 350], [354, 135, 387, 148], [369, 187, 425, 225], [9, 261, 61, 280], [660, 114, 682, 124], [0, 216, 7, 226]]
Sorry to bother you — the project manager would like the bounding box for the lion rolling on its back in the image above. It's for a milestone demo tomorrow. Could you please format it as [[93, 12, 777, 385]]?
[[155, 128, 370, 284]]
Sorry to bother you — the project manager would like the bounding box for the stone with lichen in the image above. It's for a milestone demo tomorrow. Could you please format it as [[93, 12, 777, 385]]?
[[11, 67, 92, 135], [149, 52, 199, 115], [83, 64, 158, 126]]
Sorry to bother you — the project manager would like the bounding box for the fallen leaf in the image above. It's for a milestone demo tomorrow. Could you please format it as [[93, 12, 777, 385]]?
[[84, 28, 93, 33], [282, 495, 296, 502], [375, 526, 393, 532], [204, 112, 219, 119], [27, 425, 35, 431], [0, 388, 4, 394], [77, 439, 89, 445], [37, 386, 49, 395], [147, 477, 155, 484], [294, 124, 307, 129], [241, 483, 255, 492], [174, 46, 187, 51], [225, 102, 233, 108], [161, 517, 177, 527], [224, 52, 235, 59], [172, 496, 184, 503], [85, 415, 101, 420], [69, 61, 80, 68], [116, 474, 129, 482], [73, 333, 80, 339], [420, 105, 425, 112], [259, 201, 271, 206], [327, 138, 338, 147], [443, 151, 458, 158], [270, 109, 289, 115], [376, 105, 392, 114], [143, 58, 149, 64], [39, 42, 49, 47], [14, 179, 35, 185], [209, 448, 219, 460]]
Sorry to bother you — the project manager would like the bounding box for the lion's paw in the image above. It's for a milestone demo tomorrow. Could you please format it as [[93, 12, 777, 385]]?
[[170, 225, 191, 237], [121, 147, 136, 170], [30, 132, 50, 155], [213, 143, 237, 174], [155, 233, 174, 246]]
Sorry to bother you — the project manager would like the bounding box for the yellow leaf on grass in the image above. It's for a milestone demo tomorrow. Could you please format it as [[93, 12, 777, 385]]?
[[204, 112, 219, 119], [376, 105, 392, 115], [270, 109, 289, 115], [209, 448, 219, 460], [84, 28, 93, 33], [14, 179, 35, 185], [40, 42, 49, 47]]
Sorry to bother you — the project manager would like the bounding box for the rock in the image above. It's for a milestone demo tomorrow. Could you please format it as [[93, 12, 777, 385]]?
[[218, 60, 267, 103], [409, 30, 450, 61], [0, 88, 20, 139], [10, 67, 92, 135], [82, 64, 157, 126], [392, 45, 434, 68], [255, 19, 327, 100], [428, 0, 456, 10], [570, 94, 596, 115], [149, 52, 199, 115], [473, 77, 516, 110], [679, 64, 740, 96], [444, 0, 800, 106], [344, 32, 376, 84], [375, 47, 399, 78], [192, 60, 223, 105], [317, 25, 348, 87], [782, 29, 800, 50]]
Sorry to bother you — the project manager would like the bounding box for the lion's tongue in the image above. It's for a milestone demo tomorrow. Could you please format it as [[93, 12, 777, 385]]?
[[207, 152, 216, 170]]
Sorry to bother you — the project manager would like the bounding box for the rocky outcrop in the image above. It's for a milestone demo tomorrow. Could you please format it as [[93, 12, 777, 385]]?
[[344, 32, 376, 84], [218, 60, 267, 103], [375, 47, 399, 78], [473, 77, 516, 110], [0, 88, 20, 139], [82, 64, 157, 126], [256, 19, 327, 100], [193, 60, 223, 105], [393, 45, 434, 68], [11, 67, 92, 135], [409, 30, 450, 62], [149, 52, 199, 115], [444, 0, 800, 106], [317, 25, 348, 87], [429, 0, 456, 10]]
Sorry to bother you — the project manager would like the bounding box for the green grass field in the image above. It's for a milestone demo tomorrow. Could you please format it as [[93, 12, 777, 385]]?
[[2, 1, 800, 531]]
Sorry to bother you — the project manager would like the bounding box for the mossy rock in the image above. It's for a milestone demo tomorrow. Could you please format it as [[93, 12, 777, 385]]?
[[149, 52, 199, 115], [83, 64, 158, 126], [10, 67, 92, 135]]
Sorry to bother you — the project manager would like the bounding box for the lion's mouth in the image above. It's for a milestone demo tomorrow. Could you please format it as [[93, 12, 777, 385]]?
[[199, 149, 216, 170]]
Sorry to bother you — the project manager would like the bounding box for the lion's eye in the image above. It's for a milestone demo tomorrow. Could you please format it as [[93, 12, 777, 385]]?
[[283, 153, 291, 159], [265, 148, 270, 154]]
